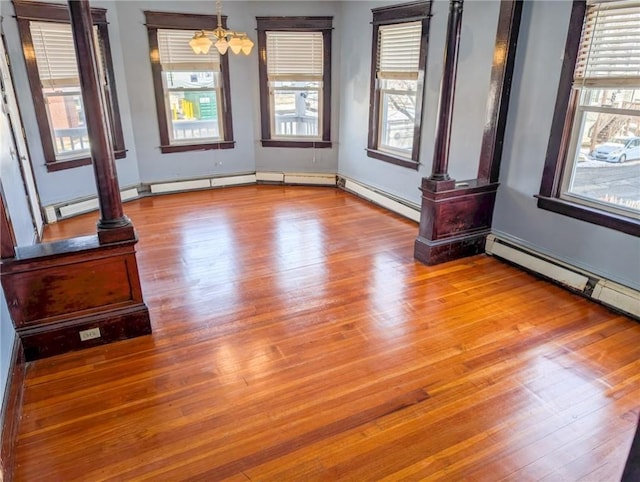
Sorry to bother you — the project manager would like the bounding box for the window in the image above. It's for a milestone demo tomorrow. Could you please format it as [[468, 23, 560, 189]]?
[[367, 2, 431, 169], [257, 17, 332, 148], [539, 1, 640, 236], [14, 1, 125, 172], [145, 11, 234, 153]]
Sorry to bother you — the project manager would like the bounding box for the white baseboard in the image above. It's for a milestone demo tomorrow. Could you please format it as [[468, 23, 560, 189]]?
[[339, 177, 421, 223], [45, 187, 139, 223], [485, 234, 640, 319]]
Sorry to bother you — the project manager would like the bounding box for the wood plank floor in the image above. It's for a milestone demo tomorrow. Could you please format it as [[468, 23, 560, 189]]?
[[14, 185, 640, 481]]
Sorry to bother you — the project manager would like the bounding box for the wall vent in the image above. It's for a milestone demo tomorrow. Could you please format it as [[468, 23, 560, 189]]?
[[485, 234, 639, 319], [340, 177, 421, 223]]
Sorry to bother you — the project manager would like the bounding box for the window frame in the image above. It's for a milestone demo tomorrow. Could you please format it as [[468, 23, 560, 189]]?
[[537, 0, 640, 237], [367, 1, 431, 170], [256, 16, 333, 149], [144, 11, 234, 154], [13, 0, 126, 172]]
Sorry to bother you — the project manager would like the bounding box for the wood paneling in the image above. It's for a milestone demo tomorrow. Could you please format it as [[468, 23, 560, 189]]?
[[1, 236, 151, 361], [14, 186, 640, 481], [415, 180, 498, 264]]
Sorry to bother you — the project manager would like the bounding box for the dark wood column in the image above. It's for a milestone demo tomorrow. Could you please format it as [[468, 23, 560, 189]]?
[[415, 0, 522, 265], [478, 0, 523, 182], [68, 0, 133, 244], [424, 0, 463, 192]]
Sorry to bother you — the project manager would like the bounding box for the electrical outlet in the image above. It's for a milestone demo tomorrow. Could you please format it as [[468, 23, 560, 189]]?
[[79, 327, 101, 341]]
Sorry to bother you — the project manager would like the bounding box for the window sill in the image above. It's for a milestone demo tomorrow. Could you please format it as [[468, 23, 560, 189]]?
[[260, 140, 332, 148], [366, 148, 419, 170], [160, 141, 235, 154], [536, 195, 639, 237], [45, 150, 126, 172]]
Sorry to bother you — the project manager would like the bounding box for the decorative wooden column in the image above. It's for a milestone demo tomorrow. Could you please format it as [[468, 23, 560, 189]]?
[[414, 0, 522, 265], [69, 0, 134, 244], [423, 0, 462, 193], [0, 0, 151, 360]]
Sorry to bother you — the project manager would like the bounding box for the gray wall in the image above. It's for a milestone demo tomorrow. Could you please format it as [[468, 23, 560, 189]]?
[[494, 1, 640, 290], [1, 0, 342, 202], [115, 0, 340, 184], [337, 0, 499, 205]]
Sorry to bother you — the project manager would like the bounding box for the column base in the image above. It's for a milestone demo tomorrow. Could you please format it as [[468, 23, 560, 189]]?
[[97, 224, 136, 244], [414, 179, 499, 265], [414, 232, 488, 266], [422, 178, 457, 192]]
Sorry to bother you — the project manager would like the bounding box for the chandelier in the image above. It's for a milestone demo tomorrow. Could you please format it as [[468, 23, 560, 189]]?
[[189, 0, 254, 55]]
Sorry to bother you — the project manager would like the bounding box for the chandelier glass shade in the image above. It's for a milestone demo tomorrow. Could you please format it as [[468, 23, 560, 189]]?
[[189, 0, 254, 56]]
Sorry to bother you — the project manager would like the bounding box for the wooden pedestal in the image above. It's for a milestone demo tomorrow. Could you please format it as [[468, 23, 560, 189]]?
[[0, 235, 151, 361], [414, 180, 498, 265]]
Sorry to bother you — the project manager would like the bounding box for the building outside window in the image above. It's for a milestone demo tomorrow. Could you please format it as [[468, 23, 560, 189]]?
[[145, 11, 234, 153], [539, 0, 640, 235], [14, 1, 125, 171], [158, 29, 224, 144]]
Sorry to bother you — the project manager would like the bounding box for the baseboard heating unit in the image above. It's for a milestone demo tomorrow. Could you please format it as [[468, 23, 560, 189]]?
[[485, 234, 639, 320], [44, 188, 139, 223], [149, 174, 257, 194], [339, 177, 421, 223]]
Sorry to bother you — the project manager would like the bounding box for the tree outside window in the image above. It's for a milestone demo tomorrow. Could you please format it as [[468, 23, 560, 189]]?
[[366, 2, 431, 169]]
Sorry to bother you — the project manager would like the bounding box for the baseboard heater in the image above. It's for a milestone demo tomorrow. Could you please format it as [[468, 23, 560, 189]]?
[[256, 172, 337, 186], [149, 174, 257, 194], [44, 187, 139, 223], [485, 234, 640, 320], [339, 177, 421, 223], [44, 174, 417, 224]]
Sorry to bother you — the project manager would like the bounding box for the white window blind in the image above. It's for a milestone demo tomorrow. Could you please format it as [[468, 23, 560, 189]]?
[[266, 31, 324, 81], [575, 1, 640, 86], [158, 29, 220, 72], [377, 21, 422, 80], [30, 21, 79, 88]]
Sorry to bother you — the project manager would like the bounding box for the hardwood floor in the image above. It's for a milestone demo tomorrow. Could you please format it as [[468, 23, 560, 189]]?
[[14, 186, 640, 481]]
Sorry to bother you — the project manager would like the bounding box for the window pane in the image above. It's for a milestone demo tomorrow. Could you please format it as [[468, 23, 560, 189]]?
[[378, 79, 417, 155], [163, 71, 222, 143], [272, 81, 320, 138], [580, 87, 640, 109], [43, 87, 89, 159], [567, 109, 640, 214]]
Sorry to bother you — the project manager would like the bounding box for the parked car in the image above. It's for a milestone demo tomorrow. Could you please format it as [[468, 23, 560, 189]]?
[[589, 136, 640, 163]]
